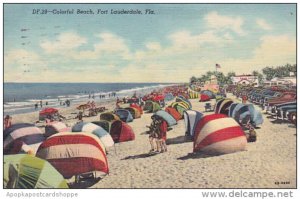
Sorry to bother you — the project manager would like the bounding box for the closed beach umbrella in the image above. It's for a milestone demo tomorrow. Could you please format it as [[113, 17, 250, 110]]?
[[4, 123, 45, 155], [36, 132, 109, 179], [4, 154, 68, 188], [72, 122, 114, 148], [193, 114, 247, 155]]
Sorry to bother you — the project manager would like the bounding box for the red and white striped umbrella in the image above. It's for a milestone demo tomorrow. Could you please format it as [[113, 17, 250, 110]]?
[[193, 114, 247, 155]]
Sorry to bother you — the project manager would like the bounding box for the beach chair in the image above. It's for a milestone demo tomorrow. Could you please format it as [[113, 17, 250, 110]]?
[[204, 103, 212, 112]]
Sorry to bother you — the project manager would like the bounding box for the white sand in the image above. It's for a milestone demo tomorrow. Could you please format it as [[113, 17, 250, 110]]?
[[10, 94, 296, 188]]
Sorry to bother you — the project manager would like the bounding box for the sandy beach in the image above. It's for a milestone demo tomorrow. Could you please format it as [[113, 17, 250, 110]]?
[[10, 93, 296, 189]]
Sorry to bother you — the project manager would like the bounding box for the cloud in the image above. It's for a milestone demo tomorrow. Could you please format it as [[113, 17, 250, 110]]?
[[4, 49, 52, 82], [205, 11, 245, 35], [256, 18, 272, 30], [219, 34, 296, 74], [40, 32, 87, 54]]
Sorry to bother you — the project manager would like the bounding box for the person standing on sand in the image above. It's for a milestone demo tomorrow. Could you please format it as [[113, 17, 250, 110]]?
[[4, 115, 12, 130], [157, 118, 168, 153], [148, 118, 160, 153], [40, 100, 43, 108], [34, 103, 38, 110]]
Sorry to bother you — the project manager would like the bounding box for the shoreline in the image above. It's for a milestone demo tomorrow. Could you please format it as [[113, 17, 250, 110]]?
[[4, 83, 178, 116]]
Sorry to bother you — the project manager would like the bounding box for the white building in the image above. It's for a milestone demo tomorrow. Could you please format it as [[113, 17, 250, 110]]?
[[263, 77, 296, 87], [231, 75, 259, 87]]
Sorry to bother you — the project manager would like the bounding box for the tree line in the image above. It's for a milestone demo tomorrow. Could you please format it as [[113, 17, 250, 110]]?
[[190, 63, 296, 85]]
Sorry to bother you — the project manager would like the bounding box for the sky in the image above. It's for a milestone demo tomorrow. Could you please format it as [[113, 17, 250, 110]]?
[[4, 3, 296, 83]]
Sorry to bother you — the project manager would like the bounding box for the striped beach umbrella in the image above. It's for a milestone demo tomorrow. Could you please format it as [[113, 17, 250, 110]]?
[[193, 114, 247, 154], [36, 132, 109, 179], [45, 121, 70, 138], [72, 122, 114, 148], [4, 154, 68, 188], [4, 123, 45, 155], [215, 98, 234, 115]]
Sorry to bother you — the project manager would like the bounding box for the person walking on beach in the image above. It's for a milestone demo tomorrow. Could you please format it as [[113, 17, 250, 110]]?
[[40, 100, 43, 108], [34, 103, 38, 110]]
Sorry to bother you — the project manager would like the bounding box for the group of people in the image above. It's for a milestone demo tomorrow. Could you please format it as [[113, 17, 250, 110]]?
[[148, 116, 168, 154], [34, 100, 44, 110]]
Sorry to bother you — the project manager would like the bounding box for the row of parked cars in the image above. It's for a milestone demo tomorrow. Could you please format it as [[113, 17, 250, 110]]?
[[230, 85, 296, 125]]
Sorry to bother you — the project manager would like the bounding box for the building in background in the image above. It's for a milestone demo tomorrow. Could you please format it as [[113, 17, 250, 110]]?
[[231, 75, 259, 87]]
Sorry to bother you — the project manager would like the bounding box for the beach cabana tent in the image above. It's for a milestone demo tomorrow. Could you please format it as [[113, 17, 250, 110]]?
[[153, 110, 177, 127], [164, 93, 175, 101], [125, 107, 141, 119], [36, 132, 109, 179], [201, 90, 215, 99], [229, 103, 263, 127], [100, 112, 120, 122], [130, 104, 143, 114], [92, 120, 111, 133], [214, 98, 234, 115], [199, 94, 211, 102], [39, 108, 58, 121], [228, 103, 239, 117], [45, 121, 70, 138], [4, 123, 45, 155], [4, 154, 68, 189], [183, 110, 203, 138], [176, 96, 192, 109], [170, 102, 189, 116], [114, 109, 134, 123], [110, 120, 135, 143], [165, 107, 182, 121], [188, 87, 200, 99], [72, 122, 114, 148], [143, 101, 161, 113], [193, 114, 247, 154]]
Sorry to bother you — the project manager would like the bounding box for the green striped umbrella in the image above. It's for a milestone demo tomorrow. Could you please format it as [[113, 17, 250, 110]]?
[[4, 154, 68, 188]]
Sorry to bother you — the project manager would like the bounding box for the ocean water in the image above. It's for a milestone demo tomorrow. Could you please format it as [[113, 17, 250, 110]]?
[[4, 83, 174, 115]]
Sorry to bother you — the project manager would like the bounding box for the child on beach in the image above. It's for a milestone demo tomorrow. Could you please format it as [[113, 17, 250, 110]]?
[[148, 117, 160, 153]]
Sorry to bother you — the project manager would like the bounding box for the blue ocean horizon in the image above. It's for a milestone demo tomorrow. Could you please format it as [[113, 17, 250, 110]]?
[[4, 82, 178, 115]]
